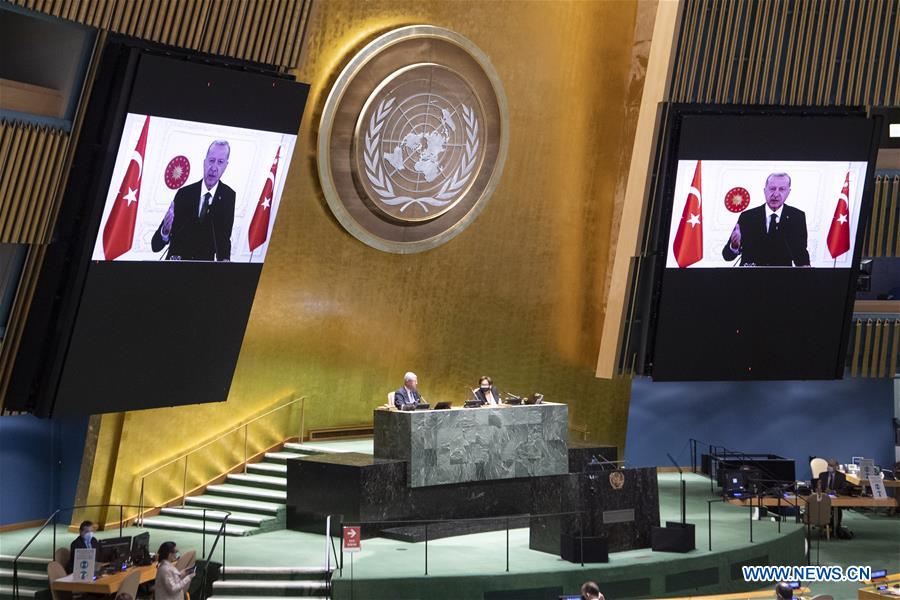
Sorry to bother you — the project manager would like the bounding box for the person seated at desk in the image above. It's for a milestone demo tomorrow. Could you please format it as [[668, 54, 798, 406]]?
[[154, 541, 194, 600], [774, 581, 793, 599], [816, 458, 850, 537], [67, 520, 100, 573], [475, 376, 501, 406], [580, 581, 605, 600], [394, 372, 424, 409]]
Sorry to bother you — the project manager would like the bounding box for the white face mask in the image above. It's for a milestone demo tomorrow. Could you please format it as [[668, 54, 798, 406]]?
[[826, 466, 835, 473], [83, 531, 93, 544]]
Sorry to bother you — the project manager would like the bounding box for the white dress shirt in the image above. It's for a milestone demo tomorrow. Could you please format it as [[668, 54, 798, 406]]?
[[765, 205, 784, 232], [199, 182, 219, 217]]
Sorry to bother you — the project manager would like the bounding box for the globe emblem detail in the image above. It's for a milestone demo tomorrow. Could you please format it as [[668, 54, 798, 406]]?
[[358, 65, 484, 222]]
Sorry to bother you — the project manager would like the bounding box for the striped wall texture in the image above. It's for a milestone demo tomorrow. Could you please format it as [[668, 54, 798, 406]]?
[[670, 0, 899, 106]]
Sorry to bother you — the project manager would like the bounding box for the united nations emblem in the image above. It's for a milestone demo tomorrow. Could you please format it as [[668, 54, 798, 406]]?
[[319, 26, 508, 252], [609, 471, 625, 490]]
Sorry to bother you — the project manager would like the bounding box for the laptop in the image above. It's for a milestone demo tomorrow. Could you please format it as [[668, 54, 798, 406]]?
[[523, 393, 544, 405], [434, 401, 452, 410]]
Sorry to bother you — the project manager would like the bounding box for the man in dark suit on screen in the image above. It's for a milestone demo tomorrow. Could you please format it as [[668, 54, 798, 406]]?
[[152, 140, 235, 261], [721, 172, 810, 267]]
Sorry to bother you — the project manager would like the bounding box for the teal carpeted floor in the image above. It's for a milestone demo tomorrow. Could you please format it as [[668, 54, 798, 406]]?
[[1, 472, 896, 598]]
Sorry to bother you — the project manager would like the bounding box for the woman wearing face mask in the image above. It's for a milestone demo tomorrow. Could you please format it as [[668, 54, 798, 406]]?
[[67, 520, 100, 573], [154, 541, 194, 600], [474, 376, 501, 406]]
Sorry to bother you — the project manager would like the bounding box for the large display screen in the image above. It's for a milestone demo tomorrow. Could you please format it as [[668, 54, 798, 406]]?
[[667, 160, 867, 269], [647, 108, 880, 381], [5, 42, 310, 416], [93, 114, 295, 263]]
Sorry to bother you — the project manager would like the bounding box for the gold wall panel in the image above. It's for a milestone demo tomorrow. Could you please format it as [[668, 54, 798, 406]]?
[[83, 0, 654, 511]]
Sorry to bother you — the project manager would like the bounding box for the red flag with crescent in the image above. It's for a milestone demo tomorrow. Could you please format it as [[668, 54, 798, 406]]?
[[248, 147, 280, 252], [672, 160, 703, 268], [102, 116, 149, 260], [826, 172, 851, 259]]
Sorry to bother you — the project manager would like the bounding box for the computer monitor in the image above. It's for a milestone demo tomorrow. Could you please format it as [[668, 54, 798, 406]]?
[[131, 532, 150, 564], [97, 536, 132, 564], [723, 470, 747, 496]]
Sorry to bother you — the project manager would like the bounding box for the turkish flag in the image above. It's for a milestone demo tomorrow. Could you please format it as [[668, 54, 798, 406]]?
[[102, 116, 149, 260], [672, 160, 703, 268], [248, 147, 280, 252], [826, 172, 851, 259]]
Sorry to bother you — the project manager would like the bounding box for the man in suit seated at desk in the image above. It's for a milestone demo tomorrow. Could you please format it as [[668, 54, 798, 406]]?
[[816, 458, 851, 537], [67, 520, 101, 573], [394, 372, 423, 409]]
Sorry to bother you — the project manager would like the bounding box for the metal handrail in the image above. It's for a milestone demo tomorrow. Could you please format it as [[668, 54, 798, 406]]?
[[136, 395, 305, 523], [13, 503, 231, 600]]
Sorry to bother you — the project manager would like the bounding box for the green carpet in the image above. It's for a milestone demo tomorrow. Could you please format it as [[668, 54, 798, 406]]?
[[1, 473, 896, 599]]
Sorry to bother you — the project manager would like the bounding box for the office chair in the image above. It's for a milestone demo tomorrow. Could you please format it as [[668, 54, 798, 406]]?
[[804, 493, 832, 540], [809, 457, 828, 480], [53, 548, 70, 573], [116, 568, 141, 600], [175, 550, 196, 571], [386, 392, 395, 407], [47, 561, 69, 600]]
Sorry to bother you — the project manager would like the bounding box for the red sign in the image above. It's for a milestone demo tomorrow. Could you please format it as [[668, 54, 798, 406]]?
[[343, 526, 361, 552]]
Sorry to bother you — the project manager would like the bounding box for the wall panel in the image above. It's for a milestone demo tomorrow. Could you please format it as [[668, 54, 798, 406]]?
[[79, 0, 655, 512]]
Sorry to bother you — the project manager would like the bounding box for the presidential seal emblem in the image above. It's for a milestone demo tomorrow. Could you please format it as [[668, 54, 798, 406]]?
[[319, 26, 508, 253], [609, 470, 625, 490], [724, 186, 750, 213]]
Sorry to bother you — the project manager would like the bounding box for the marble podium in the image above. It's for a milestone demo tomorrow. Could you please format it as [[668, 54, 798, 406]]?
[[373, 403, 569, 487]]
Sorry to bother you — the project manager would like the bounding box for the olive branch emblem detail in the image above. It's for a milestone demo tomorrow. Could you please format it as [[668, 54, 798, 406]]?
[[363, 96, 479, 214]]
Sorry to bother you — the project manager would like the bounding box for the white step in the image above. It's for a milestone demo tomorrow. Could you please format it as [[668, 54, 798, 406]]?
[[159, 507, 274, 526], [219, 566, 331, 576], [226, 473, 287, 489], [205, 484, 287, 502], [282, 443, 326, 453], [221, 566, 328, 581], [246, 463, 287, 475], [0, 585, 40, 597], [212, 580, 328, 591], [0, 569, 45, 581], [141, 516, 252, 536], [284, 442, 353, 454], [263, 452, 306, 463], [185, 495, 282, 515]]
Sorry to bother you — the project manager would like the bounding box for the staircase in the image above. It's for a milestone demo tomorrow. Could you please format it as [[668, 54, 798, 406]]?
[[209, 566, 331, 600], [142, 443, 323, 537], [0, 555, 50, 600]]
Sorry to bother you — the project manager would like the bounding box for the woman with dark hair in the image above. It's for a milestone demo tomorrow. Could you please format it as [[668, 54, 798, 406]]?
[[154, 541, 193, 600], [474, 376, 501, 406]]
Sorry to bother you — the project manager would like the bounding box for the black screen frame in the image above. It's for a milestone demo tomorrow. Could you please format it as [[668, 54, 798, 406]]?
[[6, 36, 309, 416], [636, 104, 881, 381]]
